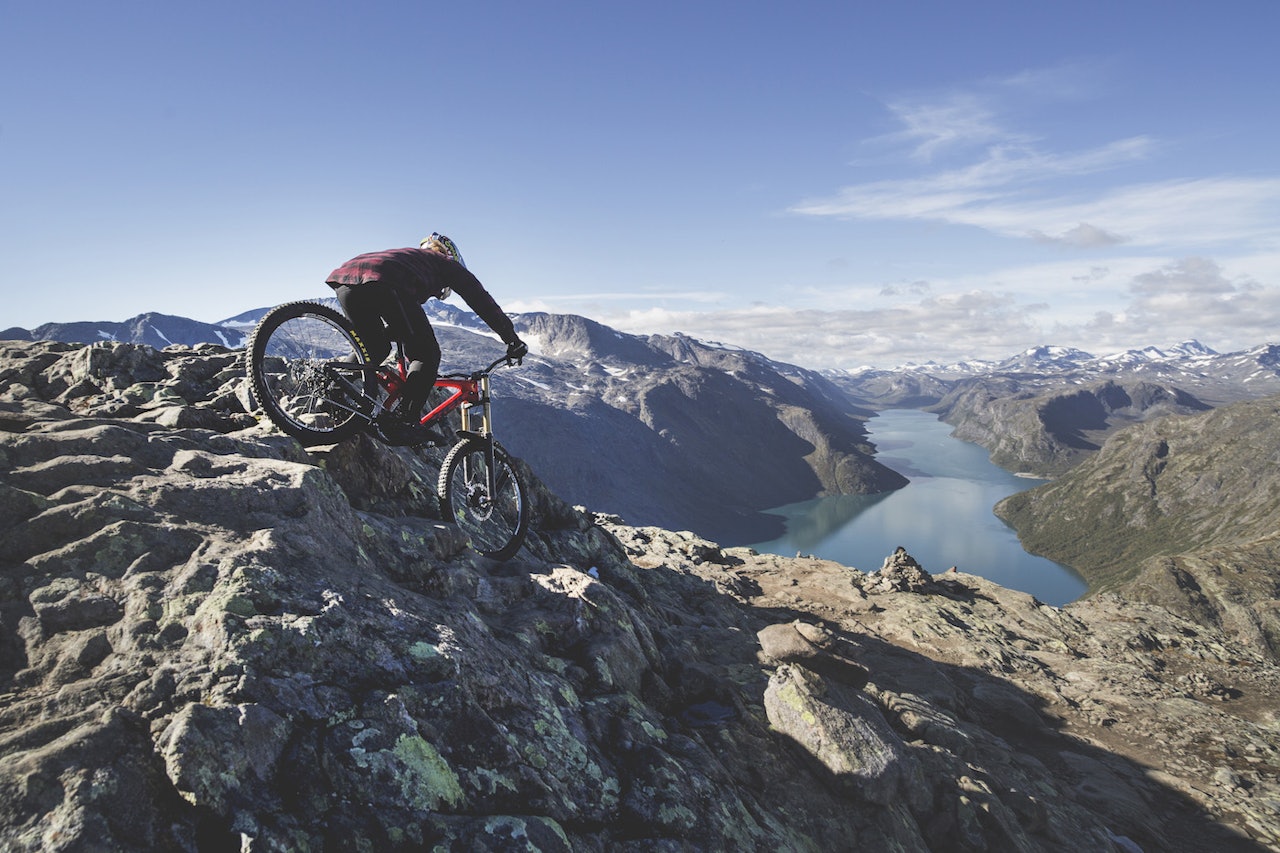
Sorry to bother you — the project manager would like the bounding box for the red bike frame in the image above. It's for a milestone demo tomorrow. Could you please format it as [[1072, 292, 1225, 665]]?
[[374, 352, 496, 440]]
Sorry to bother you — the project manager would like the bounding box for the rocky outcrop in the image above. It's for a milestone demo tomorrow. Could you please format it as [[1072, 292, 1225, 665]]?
[[1, 340, 1277, 850], [611, 527, 1280, 852]]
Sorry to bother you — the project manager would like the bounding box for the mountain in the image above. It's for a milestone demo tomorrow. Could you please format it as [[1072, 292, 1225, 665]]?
[[1, 338, 1277, 850], [829, 340, 1280, 476], [995, 394, 1280, 658], [932, 378, 1213, 476], [437, 313, 907, 542], [993, 344, 1098, 374], [2, 312, 248, 350]]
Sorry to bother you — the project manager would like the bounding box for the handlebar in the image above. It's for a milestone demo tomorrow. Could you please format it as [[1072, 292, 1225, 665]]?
[[490, 353, 523, 372]]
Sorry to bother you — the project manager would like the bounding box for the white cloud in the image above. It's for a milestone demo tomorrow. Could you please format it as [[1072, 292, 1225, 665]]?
[[791, 136, 1155, 222], [796, 156, 1280, 254], [586, 255, 1280, 370], [1080, 256, 1280, 349], [1030, 223, 1127, 248], [884, 93, 1011, 161], [997, 177, 1280, 249], [793, 73, 1280, 253], [876, 62, 1106, 162], [599, 290, 1048, 370]]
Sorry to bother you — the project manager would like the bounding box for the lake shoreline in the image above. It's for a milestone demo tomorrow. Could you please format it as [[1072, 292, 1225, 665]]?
[[741, 410, 1087, 606]]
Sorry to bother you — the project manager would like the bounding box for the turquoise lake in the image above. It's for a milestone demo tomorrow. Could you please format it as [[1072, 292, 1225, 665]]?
[[745, 409, 1088, 606]]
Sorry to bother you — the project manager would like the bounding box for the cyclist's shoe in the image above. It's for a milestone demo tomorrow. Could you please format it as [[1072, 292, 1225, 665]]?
[[376, 412, 449, 447]]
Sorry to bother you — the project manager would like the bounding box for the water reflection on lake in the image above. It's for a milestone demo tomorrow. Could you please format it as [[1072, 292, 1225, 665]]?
[[744, 409, 1088, 606]]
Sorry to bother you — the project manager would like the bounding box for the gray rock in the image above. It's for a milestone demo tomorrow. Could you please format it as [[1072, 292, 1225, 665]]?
[[763, 663, 912, 805], [757, 620, 870, 687]]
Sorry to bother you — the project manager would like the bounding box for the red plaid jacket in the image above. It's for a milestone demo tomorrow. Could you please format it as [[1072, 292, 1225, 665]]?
[[327, 247, 517, 344]]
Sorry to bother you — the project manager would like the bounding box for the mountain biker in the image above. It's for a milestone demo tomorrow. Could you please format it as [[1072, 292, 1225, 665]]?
[[326, 232, 528, 443]]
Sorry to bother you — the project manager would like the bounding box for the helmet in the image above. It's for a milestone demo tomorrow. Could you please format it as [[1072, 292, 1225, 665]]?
[[421, 232, 466, 269]]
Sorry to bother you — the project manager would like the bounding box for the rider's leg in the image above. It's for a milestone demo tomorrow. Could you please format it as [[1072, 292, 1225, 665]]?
[[333, 284, 391, 365], [390, 292, 442, 420]]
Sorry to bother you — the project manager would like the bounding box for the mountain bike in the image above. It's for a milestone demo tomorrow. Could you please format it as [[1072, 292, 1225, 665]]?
[[244, 300, 530, 561]]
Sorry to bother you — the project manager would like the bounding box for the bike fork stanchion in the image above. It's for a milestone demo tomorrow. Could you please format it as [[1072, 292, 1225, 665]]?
[[457, 369, 500, 499]]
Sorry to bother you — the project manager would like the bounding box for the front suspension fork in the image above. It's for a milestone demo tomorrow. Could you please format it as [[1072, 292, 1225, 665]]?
[[458, 374, 498, 497]]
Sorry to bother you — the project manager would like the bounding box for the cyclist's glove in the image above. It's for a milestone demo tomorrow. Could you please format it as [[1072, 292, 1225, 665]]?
[[506, 339, 529, 364]]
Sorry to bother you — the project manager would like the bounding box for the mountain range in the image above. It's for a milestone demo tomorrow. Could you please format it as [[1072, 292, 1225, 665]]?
[[2, 305, 907, 543], [834, 340, 1280, 407], [11, 308, 1279, 409], [1, 313, 249, 351], [8, 306, 1280, 532], [849, 339, 1235, 381]]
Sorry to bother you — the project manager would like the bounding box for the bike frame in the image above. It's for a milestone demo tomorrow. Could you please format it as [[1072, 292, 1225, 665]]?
[[377, 349, 501, 440], [372, 348, 511, 501], [319, 344, 514, 501]]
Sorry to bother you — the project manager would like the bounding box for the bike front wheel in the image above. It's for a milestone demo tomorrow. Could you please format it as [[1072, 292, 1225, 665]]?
[[438, 438, 530, 561], [246, 301, 373, 446]]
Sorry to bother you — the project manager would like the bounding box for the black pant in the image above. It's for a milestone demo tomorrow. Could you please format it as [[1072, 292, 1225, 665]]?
[[333, 282, 440, 413]]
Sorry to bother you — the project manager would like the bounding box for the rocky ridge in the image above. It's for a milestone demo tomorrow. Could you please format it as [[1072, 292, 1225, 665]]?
[[1, 340, 1278, 850]]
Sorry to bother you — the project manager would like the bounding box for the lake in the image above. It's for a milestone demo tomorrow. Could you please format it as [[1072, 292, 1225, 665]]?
[[744, 409, 1088, 606]]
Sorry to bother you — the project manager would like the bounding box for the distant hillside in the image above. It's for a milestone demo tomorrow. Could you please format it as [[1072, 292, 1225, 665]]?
[[440, 314, 908, 542], [2, 312, 247, 350], [996, 395, 1280, 656], [933, 378, 1212, 476]]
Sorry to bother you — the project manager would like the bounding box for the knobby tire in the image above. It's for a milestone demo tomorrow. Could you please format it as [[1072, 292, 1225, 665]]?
[[438, 438, 530, 561], [246, 301, 373, 446]]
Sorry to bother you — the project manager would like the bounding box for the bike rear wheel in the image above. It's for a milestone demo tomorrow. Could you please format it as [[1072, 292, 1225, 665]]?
[[246, 301, 373, 446], [438, 438, 530, 561]]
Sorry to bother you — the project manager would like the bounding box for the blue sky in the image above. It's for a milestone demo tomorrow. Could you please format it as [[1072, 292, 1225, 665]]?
[[4, 0, 1279, 369]]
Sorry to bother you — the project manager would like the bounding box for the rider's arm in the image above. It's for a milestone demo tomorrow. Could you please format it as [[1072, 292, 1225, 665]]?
[[447, 268, 521, 346]]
